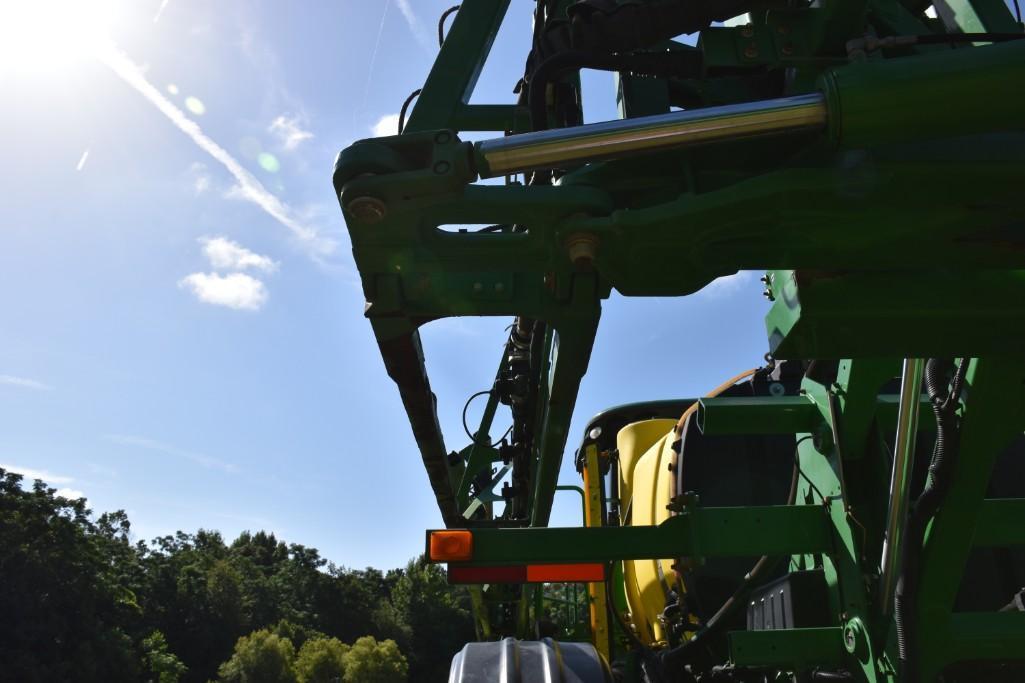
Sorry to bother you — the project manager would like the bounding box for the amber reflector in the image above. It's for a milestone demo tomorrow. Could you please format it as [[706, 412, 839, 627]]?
[[428, 530, 474, 562]]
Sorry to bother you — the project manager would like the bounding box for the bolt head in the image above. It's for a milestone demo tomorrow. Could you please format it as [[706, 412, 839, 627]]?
[[564, 232, 599, 268], [744, 44, 759, 59], [433, 160, 451, 174], [346, 196, 387, 224]]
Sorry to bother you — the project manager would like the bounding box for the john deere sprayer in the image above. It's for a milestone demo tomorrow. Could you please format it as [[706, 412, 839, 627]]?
[[333, 1, 1025, 680]]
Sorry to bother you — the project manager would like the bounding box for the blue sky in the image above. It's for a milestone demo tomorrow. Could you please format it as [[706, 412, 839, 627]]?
[[0, 0, 770, 570]]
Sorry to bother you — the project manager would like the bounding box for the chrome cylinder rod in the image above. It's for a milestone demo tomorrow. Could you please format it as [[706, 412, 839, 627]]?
[[475, 93, 827, 178], [879, 357, 925, 615]]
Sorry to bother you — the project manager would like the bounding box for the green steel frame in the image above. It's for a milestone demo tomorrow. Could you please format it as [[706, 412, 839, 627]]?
[[334, 0, 1025, 679]]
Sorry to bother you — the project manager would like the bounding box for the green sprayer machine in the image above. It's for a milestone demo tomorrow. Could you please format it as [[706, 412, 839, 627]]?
[[333, 1, 1025, 680]]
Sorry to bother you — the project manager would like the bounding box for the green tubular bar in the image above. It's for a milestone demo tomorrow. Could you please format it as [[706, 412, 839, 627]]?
[[697, 395, 819, 435], [435, 505, 833, 566]]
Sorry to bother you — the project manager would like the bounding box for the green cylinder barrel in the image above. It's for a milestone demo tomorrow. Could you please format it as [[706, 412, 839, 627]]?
[[821, 39, 1025, 149]]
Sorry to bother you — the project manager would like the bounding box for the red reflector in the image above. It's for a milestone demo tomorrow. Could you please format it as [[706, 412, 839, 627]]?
[[448, 565, 525, 584], [526, 563, 606, 583], [447, 563, 606, 584]]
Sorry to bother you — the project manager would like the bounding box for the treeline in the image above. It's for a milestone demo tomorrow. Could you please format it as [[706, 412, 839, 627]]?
[[0, 468, 475, 682]]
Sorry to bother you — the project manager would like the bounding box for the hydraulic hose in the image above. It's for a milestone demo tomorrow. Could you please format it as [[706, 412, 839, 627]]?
[[894, 358, 968, 682], [674, 368, 758, 434]]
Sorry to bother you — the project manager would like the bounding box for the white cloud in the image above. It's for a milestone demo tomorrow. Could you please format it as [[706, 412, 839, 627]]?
[[394, 0, 435, 52], [200, 236, 278, 273], [188, 161, 212, 194], [55, 487, 86, 499], [372, 113, 400, 138], [0, 375, 51, 391], [269, 114, 313, 150], [700, 271, 757, 298], [0, 463, 73, 485], [179, 272, 268, 311], [104, 434, 238, 473], [95, 39, 336, 257]]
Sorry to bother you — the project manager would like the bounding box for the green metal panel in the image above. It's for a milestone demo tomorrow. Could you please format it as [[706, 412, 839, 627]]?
[[766, 269, 1025, 359], [944, 612, 1025, 664], [729, 627, 846, 668], [973, 498, 1025, 547], [697, 395, 819, 435]]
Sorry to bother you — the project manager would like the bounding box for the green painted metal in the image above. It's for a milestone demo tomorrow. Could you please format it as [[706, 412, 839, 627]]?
[[973, 499, 1025, 547], [335, 0, 1025, 678], [820, 39, 1025, 149], [766, 270, 1025, 360], [436, 505, 833, 565], [697, 395, 819, 435], [939, 0, 1020, 33], [913, 357, 1025, 681], [730, 627, 846, 668], [555, 484, 587, 525], [402, 0, 511, 133]]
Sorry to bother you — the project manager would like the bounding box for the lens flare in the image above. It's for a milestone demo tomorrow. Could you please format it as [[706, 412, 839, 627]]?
[[258, 153, 280, 173], [184, 96, 206, 115]]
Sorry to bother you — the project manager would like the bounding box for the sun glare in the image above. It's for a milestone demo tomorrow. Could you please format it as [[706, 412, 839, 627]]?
[[0, 0, 117, 77]]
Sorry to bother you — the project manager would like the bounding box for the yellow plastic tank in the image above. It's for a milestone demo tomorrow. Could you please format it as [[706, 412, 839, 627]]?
[[615, 419, 678, 646]]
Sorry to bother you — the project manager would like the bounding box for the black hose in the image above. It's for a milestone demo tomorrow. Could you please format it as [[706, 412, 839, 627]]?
[[894, 358, 968, 682], [437, 5, 460, 47], [397, 88, 421, 134], [527, 49, 702, 132], [461, 390, 493, 442]]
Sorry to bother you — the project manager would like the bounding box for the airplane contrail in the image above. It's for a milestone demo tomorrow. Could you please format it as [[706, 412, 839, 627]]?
[[152, 0, 171, 23], [76, 148, 90, 171], [95, 39, 334, 256], [395, 0, 435, 52]]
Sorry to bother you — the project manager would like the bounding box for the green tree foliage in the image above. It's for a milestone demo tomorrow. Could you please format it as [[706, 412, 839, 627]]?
[[0, 467, 474, 683], [0, 469, 140, 682], [343, 636, 408, 683], [217, 629, 297, 683], [142, 631, 188, 683], [390, 557, 475, 681], [294, 637, 349, 683]]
